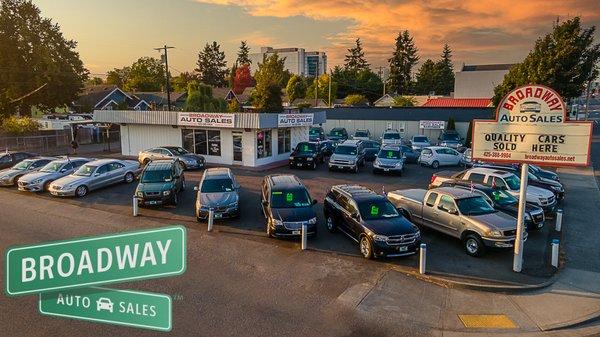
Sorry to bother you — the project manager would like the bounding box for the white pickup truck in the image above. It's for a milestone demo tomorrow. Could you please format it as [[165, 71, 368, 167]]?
[[388, 187, 524, 257], [429, 167, 557, 213]]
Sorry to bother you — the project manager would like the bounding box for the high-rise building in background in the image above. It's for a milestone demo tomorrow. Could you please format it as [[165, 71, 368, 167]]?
[[249, 47, 327, 77]]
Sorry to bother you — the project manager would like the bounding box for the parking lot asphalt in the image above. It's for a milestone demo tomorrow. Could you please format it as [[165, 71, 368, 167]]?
[[0, 157, 557, 285]]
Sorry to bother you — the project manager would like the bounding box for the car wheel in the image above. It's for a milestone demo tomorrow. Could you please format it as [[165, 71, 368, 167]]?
[[325, 214, 337, 232], [75, 185, 88, 198], [354, 165, 359, 173], [312, 162, 316, 170], [464, 234, 485, 257], [359, 236, 374, 259], [124, 172, 134, 183], [172, 192, 179, 206], [432, 161, 439, 169]]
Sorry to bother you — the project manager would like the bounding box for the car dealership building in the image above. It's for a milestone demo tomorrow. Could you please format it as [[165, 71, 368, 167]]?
[[93, 110, 326, 167]]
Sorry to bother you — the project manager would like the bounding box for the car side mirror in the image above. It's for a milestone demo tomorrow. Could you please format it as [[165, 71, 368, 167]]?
[[194, 186, 199, 191], [351, 212, 360, 220], [312, 199, 318, 205], [448, 208, 458, 215], [94, 172, 101, 177], [60, 169, 67, 173]]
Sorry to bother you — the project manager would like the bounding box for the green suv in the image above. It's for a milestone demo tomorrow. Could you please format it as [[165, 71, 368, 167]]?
[[135, 159, 185, 206]]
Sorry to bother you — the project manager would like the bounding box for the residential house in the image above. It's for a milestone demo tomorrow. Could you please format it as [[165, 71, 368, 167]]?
[[72, 85, 150, 113], [133, 92, 187, 111]]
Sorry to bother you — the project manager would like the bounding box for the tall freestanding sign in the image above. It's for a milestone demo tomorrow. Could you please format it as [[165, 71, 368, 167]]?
[[473, 84, 592, 272]]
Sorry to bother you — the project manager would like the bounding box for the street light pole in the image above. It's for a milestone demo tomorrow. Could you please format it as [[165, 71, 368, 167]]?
[[513, 163, 529, 272], [154, 45, 174, 111]]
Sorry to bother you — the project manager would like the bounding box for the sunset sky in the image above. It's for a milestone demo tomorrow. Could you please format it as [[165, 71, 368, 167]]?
[[35, 0, 600, 77]]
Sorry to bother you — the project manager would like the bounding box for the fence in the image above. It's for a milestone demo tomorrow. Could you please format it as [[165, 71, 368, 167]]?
[[0, 130, 121, 155]]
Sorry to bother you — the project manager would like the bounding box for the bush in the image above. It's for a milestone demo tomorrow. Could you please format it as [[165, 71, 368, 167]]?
[[392, 96, 416, 107], [1, 116, 40, 135], [344, 94, 367, 106]]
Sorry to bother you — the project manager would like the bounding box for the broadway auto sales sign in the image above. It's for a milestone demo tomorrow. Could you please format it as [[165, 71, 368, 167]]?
[[178, 112, 235, 128], [278, 113, 314, 127], [472, 84, 592, 166]]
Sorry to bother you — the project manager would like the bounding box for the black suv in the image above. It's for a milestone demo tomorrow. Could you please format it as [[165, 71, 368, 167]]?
[[261, 174, 318, 238], [135, 159, 185, 206], [289, 142, 324, 169], [309, 126, 326, 142], [323, 185, 421, 259], [327, 127, 348, 143]]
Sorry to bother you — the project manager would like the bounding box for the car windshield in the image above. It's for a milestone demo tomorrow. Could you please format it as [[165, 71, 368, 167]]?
[[456, 197, 497, 215], [504, 174, 521, 190], [201, 178, 234, 193], [383, 133, 400, 139], [168, 147, 188, 155], [74, 165, 97, 177], [378, 149, 401, 159], [330, 129, 344, 136], [489, 189, 517, 206], [296, 143, 316, 153], [413, 136, 428, 142], [443, 133, 460, 141], [40, 161, 64, 173], [355, 131, 368, 137], [309, 128, 321, 135], [334, 146, 357, 155], [12, 160, 33, 170], [141, 169, 172, 183], [358, 200, 399, 220], [270, 189, 312, 208]]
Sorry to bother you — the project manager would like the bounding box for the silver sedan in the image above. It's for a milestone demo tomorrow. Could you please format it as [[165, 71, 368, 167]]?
[[49, 158, 140, 197], [18, 157, 91, 192], [0, 157, 55, 187]]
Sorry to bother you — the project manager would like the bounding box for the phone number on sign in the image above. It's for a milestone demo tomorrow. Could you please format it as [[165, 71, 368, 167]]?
[[482, 151, 512, 159]]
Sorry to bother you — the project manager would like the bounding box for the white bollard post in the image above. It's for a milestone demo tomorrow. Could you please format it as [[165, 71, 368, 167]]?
[[133, 196, 139, 216], [555, 209, 563, 232], [207, 208, 214, 232], [301, 224, 307, 250], [419, 243, 427, 274], [551, 239, 559, 268]]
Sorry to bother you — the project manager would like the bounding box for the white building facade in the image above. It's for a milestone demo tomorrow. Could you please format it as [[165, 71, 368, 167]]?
[[453, 64, 515, 98], [94, 110, 326, 168], [249, 47, 327, 76]]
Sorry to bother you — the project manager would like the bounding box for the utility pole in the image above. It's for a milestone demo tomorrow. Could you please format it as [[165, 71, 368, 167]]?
[[154, 45, 175, 111], [584, 68, 594, 121], [328, 68, 332, 108], [379, 66, 386, 96]]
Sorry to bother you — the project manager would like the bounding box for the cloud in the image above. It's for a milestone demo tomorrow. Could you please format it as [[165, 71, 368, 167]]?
[[196, 0, 600, 68]]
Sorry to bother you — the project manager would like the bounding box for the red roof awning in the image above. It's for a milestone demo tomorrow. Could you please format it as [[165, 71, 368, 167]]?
[[422, 98, 492, 108]]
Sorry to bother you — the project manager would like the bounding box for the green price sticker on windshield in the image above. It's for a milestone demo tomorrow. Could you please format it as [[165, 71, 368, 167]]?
[[387, 151, 394, 158], [370, 205, 379, 215], [272, 191, 282, 195], [303, 145, 309, 151], [286, 193, 293, 202], [493, 191, 501, 200]]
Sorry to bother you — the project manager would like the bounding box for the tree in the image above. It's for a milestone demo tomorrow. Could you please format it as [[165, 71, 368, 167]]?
[[233, 64, 255, 94], [106, 67, 130, 87], [184, 81, 227, 112], [414, 59, 437, 95], [236, 41, 251, 65], [306, 74, 337, 102], [195, 41, 228, 87], [251, 53, 285, 112], [493, 17, 600, 105], [392, 96, 416, 107], [332, 66, 383, 102], [286, 75, 307, 102], [87, 77, 103, 85], [344, 94, 367, 106], [227, 99, 241, 112], [388, 30, 419, 95], [344, 38, 370, 71], [0, 0, 88, 117], [446, 116, 456, 130], [227, 64, 237, 89], [434, 44, 454, 95], [123, 57, 165, 92], [1, 116, 40, 135], [171, 72, 200, 92]]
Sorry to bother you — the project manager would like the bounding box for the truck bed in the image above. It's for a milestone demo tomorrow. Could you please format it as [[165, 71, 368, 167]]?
[[387, 189, 427, 204], [429, 170, 467, 188]]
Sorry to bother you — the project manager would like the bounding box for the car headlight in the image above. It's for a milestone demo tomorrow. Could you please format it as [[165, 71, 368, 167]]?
[[349, 159, 356, 164], [372, 234, 388, 242], [551, 185, 563, 192], [489, 230, 503, 237], [289, 156, 294, 160], [395, 162, 403, 167], [273, 219, 283, 226], [228, 201, 238, 208], [374, 159, 381, 166], [524, 213, 531, 221], [308, 217, 317, 225], [31, 178, 43, 185], [163, 190, 171, 196], [307, 157, 313, 161]]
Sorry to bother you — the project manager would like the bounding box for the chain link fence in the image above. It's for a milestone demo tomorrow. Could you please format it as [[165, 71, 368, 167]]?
[[0, 129, 121, 155]]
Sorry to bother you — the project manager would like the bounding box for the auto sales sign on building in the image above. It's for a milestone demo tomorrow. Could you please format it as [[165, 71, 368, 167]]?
[[278, 113, 314, 127], [178, 112, 235, 128], [472, 84, 592, 166]]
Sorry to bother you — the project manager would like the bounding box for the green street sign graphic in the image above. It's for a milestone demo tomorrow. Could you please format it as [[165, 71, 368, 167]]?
[[40, 287, 172, 331], [6, 226, 186, 296]]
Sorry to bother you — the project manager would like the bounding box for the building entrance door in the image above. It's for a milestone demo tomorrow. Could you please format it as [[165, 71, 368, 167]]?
[[232, 132, 243, 163]]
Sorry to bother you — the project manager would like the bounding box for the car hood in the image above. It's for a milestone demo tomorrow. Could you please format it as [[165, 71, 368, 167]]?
[[365, 216, 416, 236], [497, 202, 543, 216], [0, 169, 23, 179], [291, 151, 317, 158], [272, 207, 316, 223], [200, 191, 238, 207], [52, 174, 90, 187], [137, 182, 174, 193], [527, 185, 554, 199], [19, 171, 59, 183], [470, 211, 517, 231], [377, 157, 402, 165], [412, 141, 430, 146], [179, 154, 203, 162], [330, 153, 357, 161], [382, 139, 401, 144]]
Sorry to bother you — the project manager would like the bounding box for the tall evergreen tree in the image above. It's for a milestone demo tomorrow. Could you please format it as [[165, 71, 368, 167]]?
[[236, 40, 251, 65], [252, 53, 285, 112], [195, 41, 228, 87], [434, 44, 454, 95], [414, 59, 437, 95], [344, 38, 370, 71], [493, 17, 600, 105], [388, 30, 419, 95]]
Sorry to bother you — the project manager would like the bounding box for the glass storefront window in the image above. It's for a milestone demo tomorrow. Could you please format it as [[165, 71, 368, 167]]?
[[208, 130, 221, 156], [277, 129, 291, 154], [181, 129, 221, 156], [194, 130, 208, 155], [257, 130, 272, 159]]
